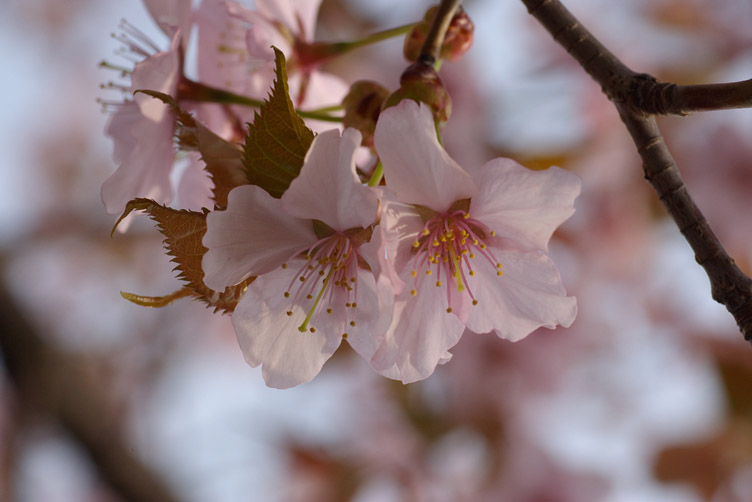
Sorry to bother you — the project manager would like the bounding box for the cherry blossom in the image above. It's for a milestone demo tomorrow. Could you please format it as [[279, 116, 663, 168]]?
[[372, 100, 580, 383], [101, 26, 184, 216], [225, 0, 349, 111], [202, 128, 391, 388]]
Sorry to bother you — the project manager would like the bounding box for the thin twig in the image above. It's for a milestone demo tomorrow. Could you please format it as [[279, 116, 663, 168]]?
[[520, 0, 752, 341], [418, 0, 462, 65]]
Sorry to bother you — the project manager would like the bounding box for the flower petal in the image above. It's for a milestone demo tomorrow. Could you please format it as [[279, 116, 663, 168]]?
[[374, 100, 477, 212], [463, 248, 577, 341], [101, 101, 175, 214], [202, 184, 316, 290], [232, 268, 342, 388], [255, 0, 322, 42], [341, 268, 393, 367], [131, 33, 181, 123], [282, 128, 379, 231], [371, 284, 465, 384], [377, 196, 427, 295], [143, 0, 192, 40], [470, 159, 581, 251]]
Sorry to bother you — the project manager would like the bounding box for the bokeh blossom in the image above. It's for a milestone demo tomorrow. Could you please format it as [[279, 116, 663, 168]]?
[[372, 100, 580, 383], [202, 128, 391, 388]]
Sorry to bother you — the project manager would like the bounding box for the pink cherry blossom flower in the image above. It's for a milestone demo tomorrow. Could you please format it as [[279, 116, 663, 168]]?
[[102, 1, 222, 219], [101, 29, 183, 216], [202, 128, 392, 388], [372, 100, 580, 383], [225, 0, 349, 111]]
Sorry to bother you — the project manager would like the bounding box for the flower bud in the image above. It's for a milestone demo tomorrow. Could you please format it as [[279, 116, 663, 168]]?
[[404, 6, 475, 63], [382, 63, 451, 124], [342, 81, 390, 147]]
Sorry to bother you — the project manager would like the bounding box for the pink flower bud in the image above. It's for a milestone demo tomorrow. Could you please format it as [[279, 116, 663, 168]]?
[[382, 63, 452, 124], [403, 6, 475, 63], [342, 81, 390, 147]]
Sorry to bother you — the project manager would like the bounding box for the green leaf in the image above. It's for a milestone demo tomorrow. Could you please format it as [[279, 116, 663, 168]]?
[[113, 198, 254, 313], [242, 47, 315, 198], [136, 89, 249, 208]]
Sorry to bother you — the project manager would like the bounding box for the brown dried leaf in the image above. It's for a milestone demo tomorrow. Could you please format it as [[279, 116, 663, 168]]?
[[114, 198, 253, 313]]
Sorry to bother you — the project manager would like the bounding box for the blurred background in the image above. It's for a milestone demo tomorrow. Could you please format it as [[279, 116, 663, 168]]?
[[1, 0, 751, 501]]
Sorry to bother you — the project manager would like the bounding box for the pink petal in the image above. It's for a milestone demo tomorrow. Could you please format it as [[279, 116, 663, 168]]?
[[341, 268, 394, 366], [255, 0, 322, 42], [371, 283, 465, 384], [175, 152, 213, 211], [101, 101, 175, 214], [282, 128, 378, 231], [463, 249, 577, 341], [143, 0, 192, 42], [470, 159, 581, 251], [377, 196, 428, 295], [202, 185, 316, 290], [131, 33, 181, 122], [292, 70, 350, 112], [232, 268, 343, 388], [374, 100, 478, 212]]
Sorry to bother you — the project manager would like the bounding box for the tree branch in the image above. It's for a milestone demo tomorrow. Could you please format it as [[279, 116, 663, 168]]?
[[0, 276, 180, 502], [630, 76, 752, 115], [519, 0, 752, 341], [616, 109, 752, 340]]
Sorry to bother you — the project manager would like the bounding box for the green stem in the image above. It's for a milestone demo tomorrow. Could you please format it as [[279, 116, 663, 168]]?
[[297, 110, 343, 122], [179, 79, 342, 122], [367, 162, 384, 187], [336, 23, 415, 53]]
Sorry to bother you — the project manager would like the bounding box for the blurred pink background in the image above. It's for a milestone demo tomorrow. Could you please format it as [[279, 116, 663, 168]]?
[[1, 0, 751, 501]]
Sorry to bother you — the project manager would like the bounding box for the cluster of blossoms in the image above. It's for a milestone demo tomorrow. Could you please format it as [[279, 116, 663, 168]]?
[[102, 0, 581, 388]]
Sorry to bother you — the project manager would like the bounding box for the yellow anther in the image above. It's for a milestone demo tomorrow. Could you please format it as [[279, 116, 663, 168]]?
[[436, 281, 442, 287], [426, 270, 432, 275], [497, 271, 503, 276], [469, 253, 476, 259], [281, 263, 288, 269], [286, 311, 293, 316], [319, 270, 325, 276], [413, 240, 420, 248], [463, 213, 470, 219], [411, 289, 417, 296], [433, 240, 440, 247], [473, 239, 479, 246], [284, 292, 290, 298], [411, 270, 417, 277], [446, 307, 453, 313], [472, 299, 478, 305], [306, 294, 313, 300], [310, 327, 316, 333], [422, 229, 430, 236], [299, 276, 306, 282], [480, 244, 487, 250], [469, 270, 475, 276], [351, 302, 358, 308], [326, 308, 333, 314], [350, 321, 356, 327], [342, 333, 348, 339], [490, 231, 496, 237], [461, 249, 468, 254], [496, 263, 502, 269], [345, 303, 351, 308], [308, 264, 314, 270]]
